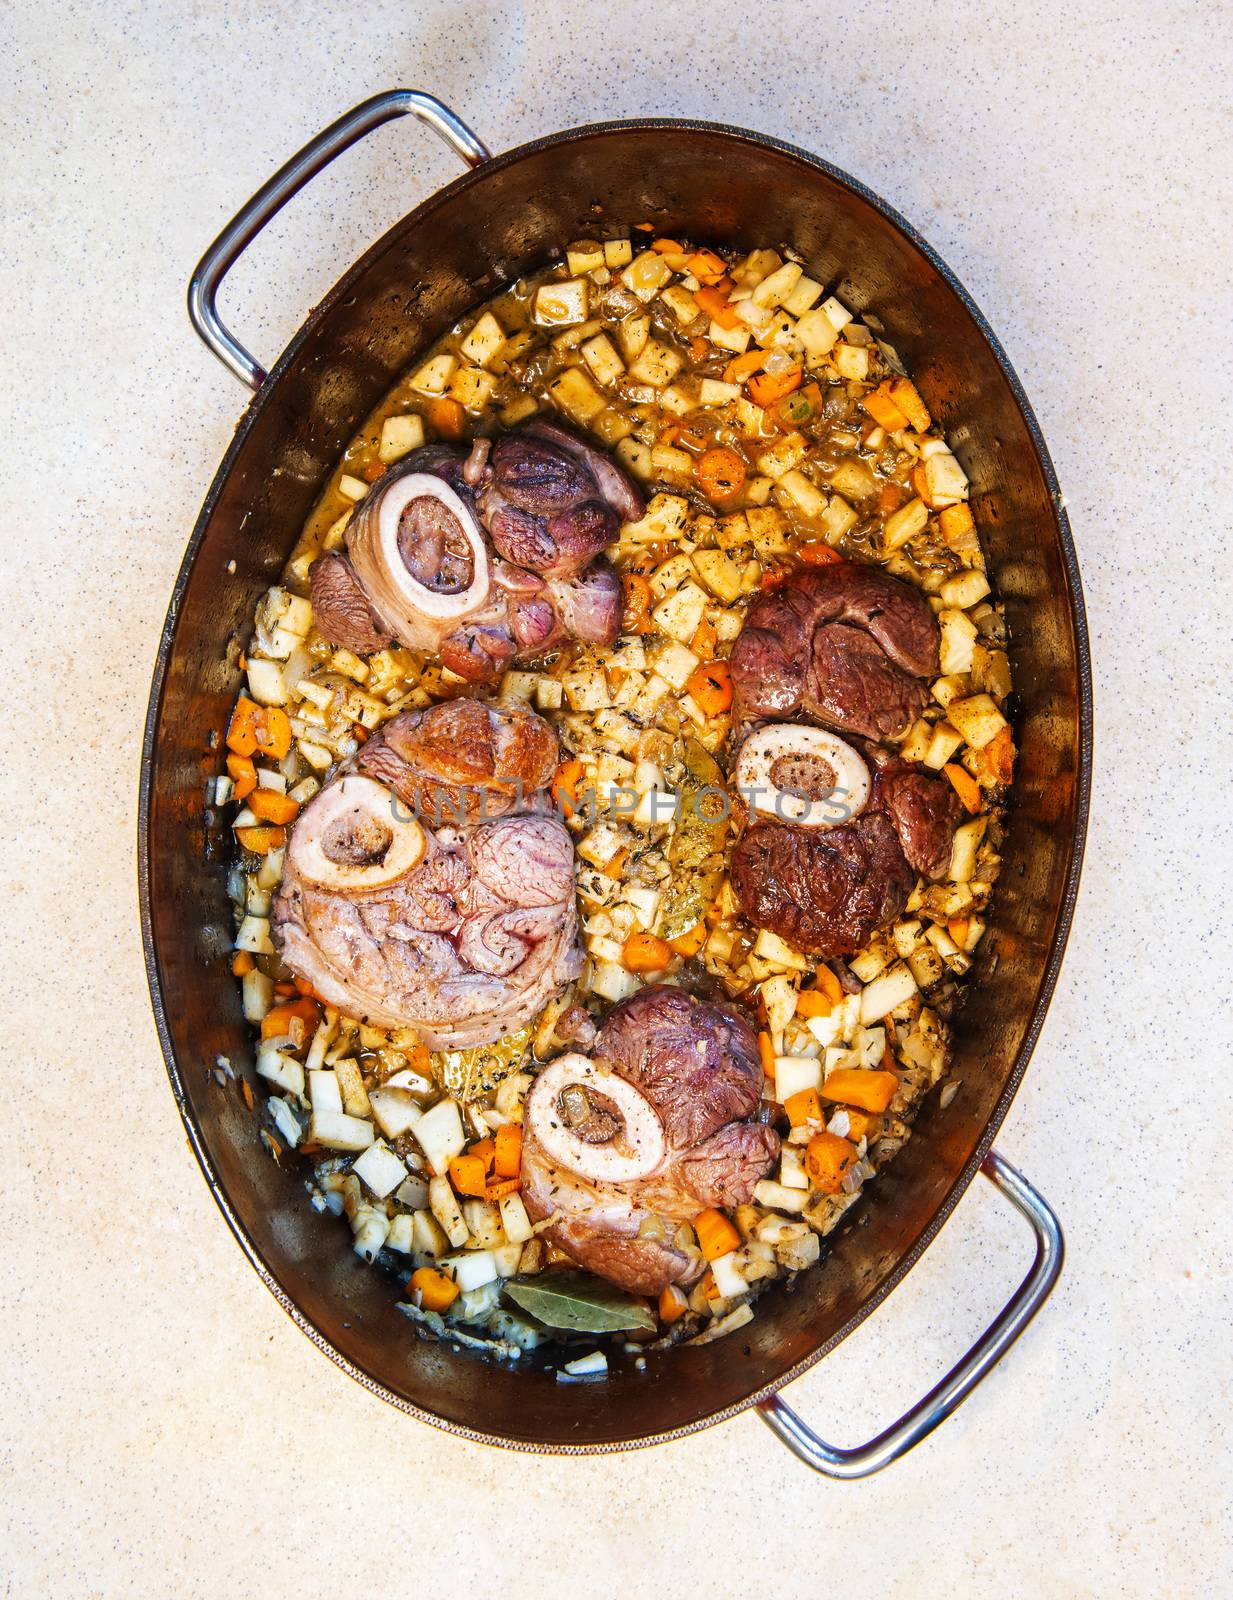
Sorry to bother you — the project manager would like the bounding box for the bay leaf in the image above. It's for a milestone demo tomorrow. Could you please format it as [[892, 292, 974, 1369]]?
[[502, 1270, 656, 1334]]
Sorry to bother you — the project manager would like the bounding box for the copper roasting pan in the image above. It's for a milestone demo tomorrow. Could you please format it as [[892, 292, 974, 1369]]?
[[140, 93, 1091, 1474]]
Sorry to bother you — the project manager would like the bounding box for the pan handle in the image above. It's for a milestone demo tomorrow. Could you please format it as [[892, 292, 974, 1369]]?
[[187, 91, 490, 392], [756, 1149, 1063, 1478]]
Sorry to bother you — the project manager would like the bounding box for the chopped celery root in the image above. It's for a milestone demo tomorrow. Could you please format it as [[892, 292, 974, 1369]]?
[[218, 230, 1012, 1364]]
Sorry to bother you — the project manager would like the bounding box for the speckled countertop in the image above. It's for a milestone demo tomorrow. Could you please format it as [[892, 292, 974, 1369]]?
[[2, 1, 1231, 1594]]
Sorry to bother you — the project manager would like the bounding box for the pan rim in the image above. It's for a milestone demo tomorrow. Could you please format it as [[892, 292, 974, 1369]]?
[[139, 112, 1093, 1454]]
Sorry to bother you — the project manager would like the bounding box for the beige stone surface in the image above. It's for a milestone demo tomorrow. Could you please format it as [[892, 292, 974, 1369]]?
[[1, 1, 1230, 1594]]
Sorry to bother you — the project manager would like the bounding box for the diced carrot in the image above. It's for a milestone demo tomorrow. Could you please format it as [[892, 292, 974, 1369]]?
[[428, 395, 465, 439], [878, 482, 905, 515], [226, 697, 261, 757], [634, 221, 655, 232], [797, 541, 843, 567], [747, 364, 802, 408], [410, 1266, 459, 1312], [912, 463, 931, 503], [813, 965, 844, 1006], [447, 1153, 488, 1198], [623, 931, 673, 973], [676, 426, 707, 452], [784, 1088, 824, 1128], [408, 1042, 432, 1074], [694, 446, 747, 504], [975, 725, 1015, 785], [694, 1207, 741, 1262], [231, 951, 255, 976], [273, 981, 297, 998], [949, 916, 972, 948], [758, 1030, 776, 1081], [241, 1078, 254, 1111], [361, 458, 386, 483], [804, 1131, 859, 1194], [842, 1107, 882, 1142], [685, 659, 733, 717], [485, 1177, 522, 1201], [470, 1137, 496, 1174], [652, 237, 683, 254], [759, 565, 791, 592], [821, 1068, 899, 1114], [235, 824, 285, 854], [352, 723, 370, 744], [669, 921, 708, 959], [256, 706, 292, 759], [493, 1122, 522, 1179], [888, 377, 931, 433], [621, 571, 653, 634], [658, 1284, 689, 1324], [247, 788, 299, 825], [293, 975, 323, 1000], [689, 336, 710, 361], [794, 987, 833, 1019], [601, 847, 628, 881], [724, 349, 766, 385], [943, 762, 983, 814], [551, 758, 585, 815], [696, 284, 739, 329], [261, 996, 320, 1043], [687, 249, 728, 284], [940, 503, 976, 544], [860, 382, 910, 432], [658, 422, 680, 446], [226, 752, 257, 800]]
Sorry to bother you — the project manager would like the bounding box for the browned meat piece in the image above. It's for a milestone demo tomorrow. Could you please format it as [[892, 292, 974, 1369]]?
[[308, 552, 395, 655], [520, 988, 779, 1294], [272, 699, 580, 1048], [729, 754, 958, 956], [478, 420, 645, 579], [730, 564, 940, 739], [308, 429, 633, 680], [356, 698, 558, 823]]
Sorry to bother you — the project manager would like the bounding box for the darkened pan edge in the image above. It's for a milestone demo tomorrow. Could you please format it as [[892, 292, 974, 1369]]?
[[138, 115, 1093, 1453]]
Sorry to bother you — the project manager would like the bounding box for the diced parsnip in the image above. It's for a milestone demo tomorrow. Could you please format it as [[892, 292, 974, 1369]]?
[[753, 1179, 809, 1214], [782, 275, 824, 317], [395, 1173, 429, 1210], [859, 962, 918, 1024], [709, 1251, 749, 1300], [908, 944, 946, 988], [751, 261, 803, 308], [650, 581, 709, 644], [367, 1086, 422, 1141], [615, 436, 654, 481], [733, 296, 774, 333], [941, 569, 991, 609], [950, 817, 988, 883], [499, 1192, 534, 1245], [617, 313, 650, 363], [794, 307, 841, 361], [412, 1207, 448, 1256], [691, 548, 744, 604], [899, 719, 932, 764], [699, 377, 741, 406], [566, 240, 606, 274], [268, 1097, 302, 1148], [658, 385, 692, 416], [754, 929, 809, 971], [428, 1176, 470, 1249], [883, 497, 929, 551], [580, 333, 625, 387], [546, 366, 606, 425], [461, 1200, 506, 1249], [603, 238, 633, 268], [351, 1206, 390, 1262], [308, 1110, 375, 1152], [245, 658, 287, 707], [946, 695, 1009, 750], [649, 640, 700, 690], [887, 377, 931, 433], [628, 338, 683, 389], [760, 973, 799, 1037], [924, 722, 965, 770], [534, 279, 589, 325], [308, 1069, 343, 1115], [922, 447, 969, 506], [459, 311, 507, 367], [333, 1057, 370, 1118], [448, 366, 497, 411], [351, 1140, 407, 1200], [413, 1098, 466, 1174], [774, 1056, 823, 1102], [409, 353, 457, 395], [709, 318, 752, 353], [256, 1045, 304, 1098], [384, 1213, 415, 1254], [939, 609, 978, 675], [534, 676, 564, 712], [832, 342, 870, 381], [235, 915, 274, 955], [337, 474, 369, 502], [241, 967, 273, 1023], [621, 250, 672, 301], [778, 469, 827, 518], [757, 432, 809, 481], [779, 1145, 810, 1191], [500, 395, 539, 427], [660, 284, 699, 325], [589, 960, 641, 1003]]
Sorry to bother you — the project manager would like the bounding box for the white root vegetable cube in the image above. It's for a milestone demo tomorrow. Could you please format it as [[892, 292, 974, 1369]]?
[[794, 307, 841, 361], [333, 1057, 371, 1118], [367, 1086, 422, 1140], [859, 962, 919, 1024], [946, 694, 1009, 750], [615, 437, 654, 481], [924, 722, 965, 770], [950, 817, 988, 883], [650, 580, 709, 643], [412, 1208, 448, 1256], [413, 1098, 466, 1174], [563, 1350, 608, 1377], [337, 474, 369, 502], [394, 1173, 429, 1210], [580, 333, 625, 387], [753, 930, 809, 971], [268, 1097, 302, 1148], [241, 967, 273, 1022], [628, 338, 684, 389], [245, 658, 287, 706], [774, 1056, 823, 1103], [883, 497, 929, 551], [751, 261, 803, 307], [923, 449, 970, 506], [308, 1110, 375, 1153], [589, 960, 641, 1004], [308, 1069, 343, 1115], [459, 311, 507, 367], [448, 366, 497, 411], [778, 469, 827, 519], [832, 342, 870, 381], [757, 432, 808, 481], [534, 279, 589, 325], [351, 1139, 407, 1200], [428, 1175, 469, 1249], [692, 548, 743, 604], [462, 1199, 506, 1249], [621, 250, 672, 301], [604, 238, 633, 267], [256, 1045, 304, 1098], [753, 1179, 808, 1214], [384, 1213, 415, 1254], [709, 318, 752, 353], [351, 1207, 390, 1262], [939, 608, 978, 675], [491, 1242, 524, 1278], [699, 377, 740, 406], [546, 366, 606, 425], [409, 353, 457, 394], [378, 413, 425, 463], [649, 640, 700, 690], [660, 284, 699, 325], [566, 240, 606, 274], [499, 1192, 534, 1245], [940, 569, 991, 609], [709, 1251, 749, 1299], [235, 915, 273, 955], [779, 1145, 810, 1191], [761, 973, 800, 1036], [782, 275, 824, 316], [821, 296, 853, 332]]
